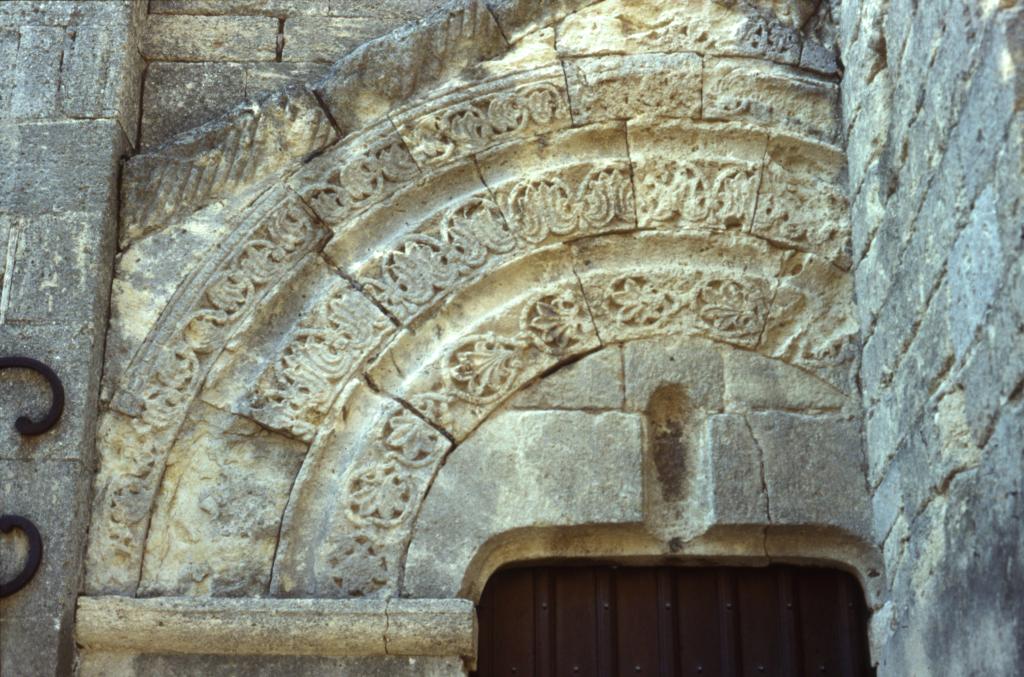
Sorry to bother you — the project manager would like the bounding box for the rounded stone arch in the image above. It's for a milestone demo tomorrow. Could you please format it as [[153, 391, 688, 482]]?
[[84, 0, 868, 606]]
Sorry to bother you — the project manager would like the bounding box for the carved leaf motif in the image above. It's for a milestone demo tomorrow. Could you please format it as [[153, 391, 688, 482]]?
[[346, 463, 414, 528], [323, 534, 389, 597], [521, 290, 589, 354], [379, 236, 459, 306], [445, 333, 525, 404], [577, 166, 635, 231], [695, 279, 770, 339], [383, 410, 446, 468], [507, 177, 574, 242], [709, 166, 759, 228], [607, 275, 683, 327], [641, 160, 710, 225], [410, 82, 568, 163]]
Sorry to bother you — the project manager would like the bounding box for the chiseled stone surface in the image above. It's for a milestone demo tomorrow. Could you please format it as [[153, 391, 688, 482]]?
[[11, 0, 1021, 671], [404, 409, 646, 597], [841, 0, 1024, 670], [80, 655, 468, 677]]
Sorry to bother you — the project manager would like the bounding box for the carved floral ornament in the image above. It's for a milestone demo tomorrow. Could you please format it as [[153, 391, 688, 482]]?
[[88, 0, 851, 600]]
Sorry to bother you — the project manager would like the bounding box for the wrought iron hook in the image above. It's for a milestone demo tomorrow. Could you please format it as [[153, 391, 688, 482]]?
[[0, 356, 65, 436], [0, 515, 43, 598]]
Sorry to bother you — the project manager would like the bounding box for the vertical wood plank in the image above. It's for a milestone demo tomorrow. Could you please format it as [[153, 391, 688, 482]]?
[[657, 568, 678, 677], [554, 567, 599, 676], [677, 568, 724, 676], [595, 567, 616, 677], [736, 568, 783, 676], [718, 570, 741, 677], [490, 568, 535, 677], [534, 568, 554, 677], [615, 568, 661, 676]]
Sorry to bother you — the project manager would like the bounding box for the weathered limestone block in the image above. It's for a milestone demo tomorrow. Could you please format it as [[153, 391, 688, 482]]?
[[722, 348, 850, 413], [392, 65, 571, 168], [486, 0, 601, 43], [244, 63, 327, 101], [558, 0, 801, 64], [150, 0, 331, 15], [80, 654, 467, 677], [8, 24, 64, 119], [563, 52, 702, 124], [509, 346, 623, 410], [0, 324, 100, 464], [753, 137, 850, 268], [573, 231, 783, 351], [0, 458, 91, 676], [622, 337, 724, 538], [404, 409, 645, 597], [143, 15, 278, 62], [703, 57, 840, 143], [705, 413, 769, 524], [271, 383, 452, 599], [760, 252, 859, 387], [747, 412, 870, 537], [475, 123, 635, 248], [124, 87, 335, 242], [0, 119, 123, 218], [630, 122, 768, 234], [367, 249, 600, 440], [291, 121, 421, 229], [138, 404, 307, 597], [621, 337, 725, 413], [321, 161, 498, 324], [0, 213, 114, 325], [140, 62, 248, 150], [316, 0, 508, 133], [102, 207, 238, 401], [283, 16, 396, 63]]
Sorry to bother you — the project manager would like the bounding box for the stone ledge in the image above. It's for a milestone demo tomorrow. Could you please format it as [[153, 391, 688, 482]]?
[[76, 597, 476, 659]]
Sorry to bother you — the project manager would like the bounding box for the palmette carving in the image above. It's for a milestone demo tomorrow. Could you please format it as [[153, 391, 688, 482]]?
[[638, 159, 760, 231], [361, 165, 633, 321], [246, 280, 393, 441], [591, 271, 773, 348], [402, 80, 570, 165], [301, 131, 420, 227]]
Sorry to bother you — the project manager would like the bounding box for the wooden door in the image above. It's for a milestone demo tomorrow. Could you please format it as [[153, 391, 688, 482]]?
[[474, 565, 874, 677]]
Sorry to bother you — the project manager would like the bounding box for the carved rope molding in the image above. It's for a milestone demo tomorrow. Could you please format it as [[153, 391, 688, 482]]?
[[93, 0, 847, 596]]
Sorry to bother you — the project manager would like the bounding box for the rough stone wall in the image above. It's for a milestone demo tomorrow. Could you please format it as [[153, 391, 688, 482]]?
[[140, 0, 439, 149], [838, 0, 1024, 673], [0, 1, 144, 674]]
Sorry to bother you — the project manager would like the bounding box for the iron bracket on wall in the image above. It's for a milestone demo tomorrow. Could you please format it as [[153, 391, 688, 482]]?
[[0, 515, 43, 598], [0, 355, 65, 436], [0, 356, 62, 597]]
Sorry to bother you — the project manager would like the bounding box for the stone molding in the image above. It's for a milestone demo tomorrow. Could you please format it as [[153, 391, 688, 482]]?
[[75, 597, 476, 659], [88, 0, 857, 609]]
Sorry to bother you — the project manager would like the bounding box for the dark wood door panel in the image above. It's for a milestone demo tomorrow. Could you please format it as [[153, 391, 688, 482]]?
[[474, 565, 874, 677]]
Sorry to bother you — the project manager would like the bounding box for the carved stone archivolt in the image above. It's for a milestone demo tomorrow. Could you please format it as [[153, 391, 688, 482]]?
[[87, 0, 856, 602]]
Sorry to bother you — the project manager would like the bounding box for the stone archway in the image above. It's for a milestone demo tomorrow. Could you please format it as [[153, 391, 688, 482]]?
[[80, 0, 872, 668]]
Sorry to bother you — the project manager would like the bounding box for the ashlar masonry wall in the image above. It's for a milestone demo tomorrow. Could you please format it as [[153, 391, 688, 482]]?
[[0, 1, 145, 675], [838, 0, 1024, 673]]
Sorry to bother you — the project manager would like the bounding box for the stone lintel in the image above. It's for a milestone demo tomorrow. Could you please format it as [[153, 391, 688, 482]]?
[[75, 597, 476, 659]]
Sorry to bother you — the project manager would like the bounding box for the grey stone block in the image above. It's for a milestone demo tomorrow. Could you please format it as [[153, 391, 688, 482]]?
[[0, 324, 102, 465], [150, 0, 332, 15], [949, 185, 1002, 361], [0, 119, 124, 217], [705, 414, 768, 524], [244, 62, 326, 100], [0, 458, 91, 677], [282, 15, 396, 63], [747, 412, 870, 536], [622, 337, 724, 413], [140, 62, 247, 150], [0, 212, 116, 325], [143, 14, 278, 62], [9, 25, 65, 119]]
